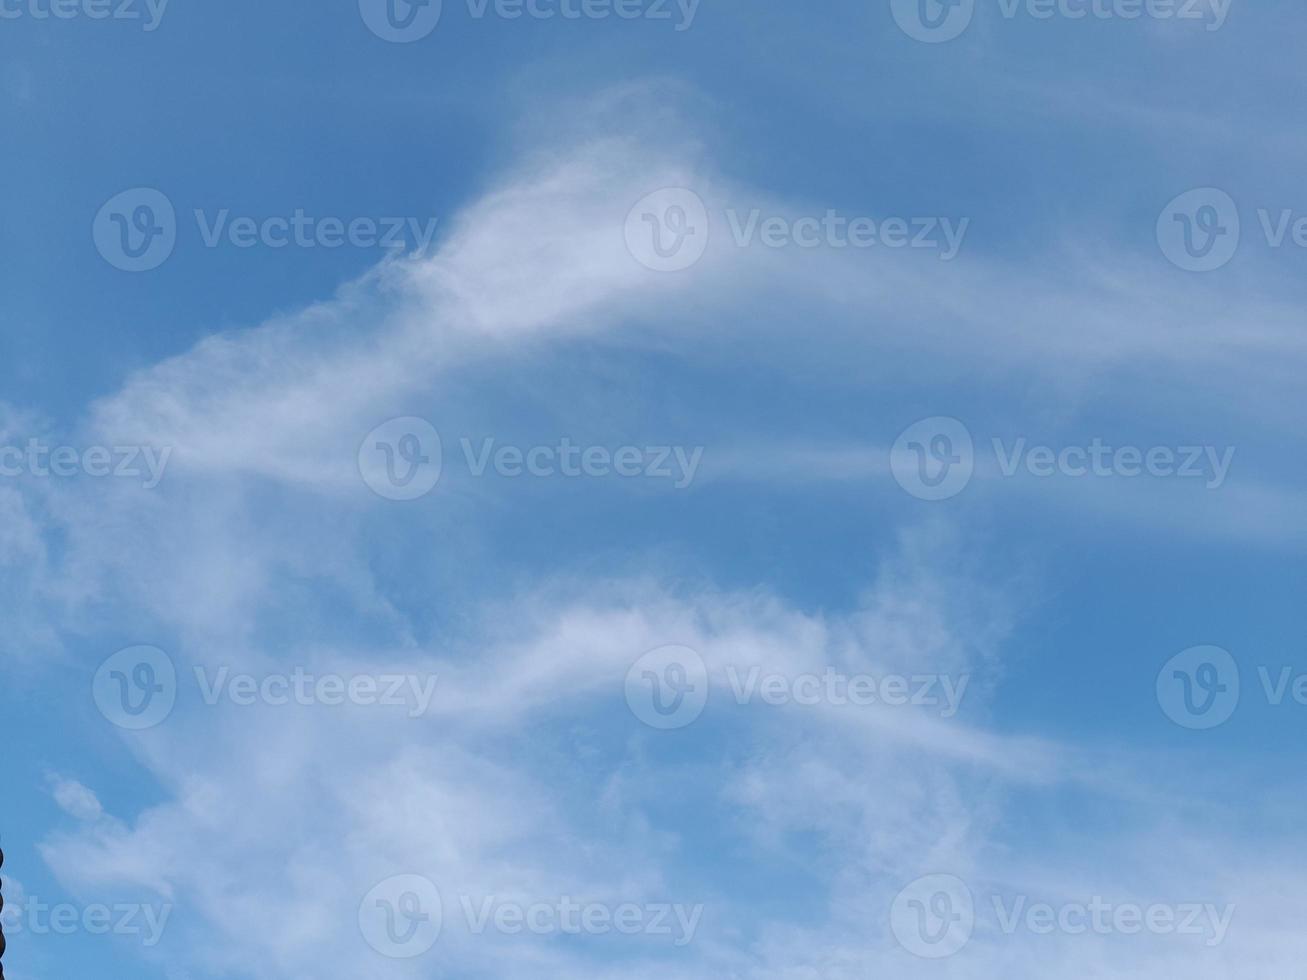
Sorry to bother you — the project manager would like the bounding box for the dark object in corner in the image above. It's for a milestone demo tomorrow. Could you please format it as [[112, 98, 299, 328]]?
[[1, 843, 6, 979]]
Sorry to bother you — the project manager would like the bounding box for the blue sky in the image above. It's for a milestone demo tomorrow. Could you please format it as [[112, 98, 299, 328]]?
[[3, 1, 1307, 977]]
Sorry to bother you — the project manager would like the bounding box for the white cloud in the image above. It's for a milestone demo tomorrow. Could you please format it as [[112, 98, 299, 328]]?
[[47, 775, 105, 822], [10, 84, 1302, 980]]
